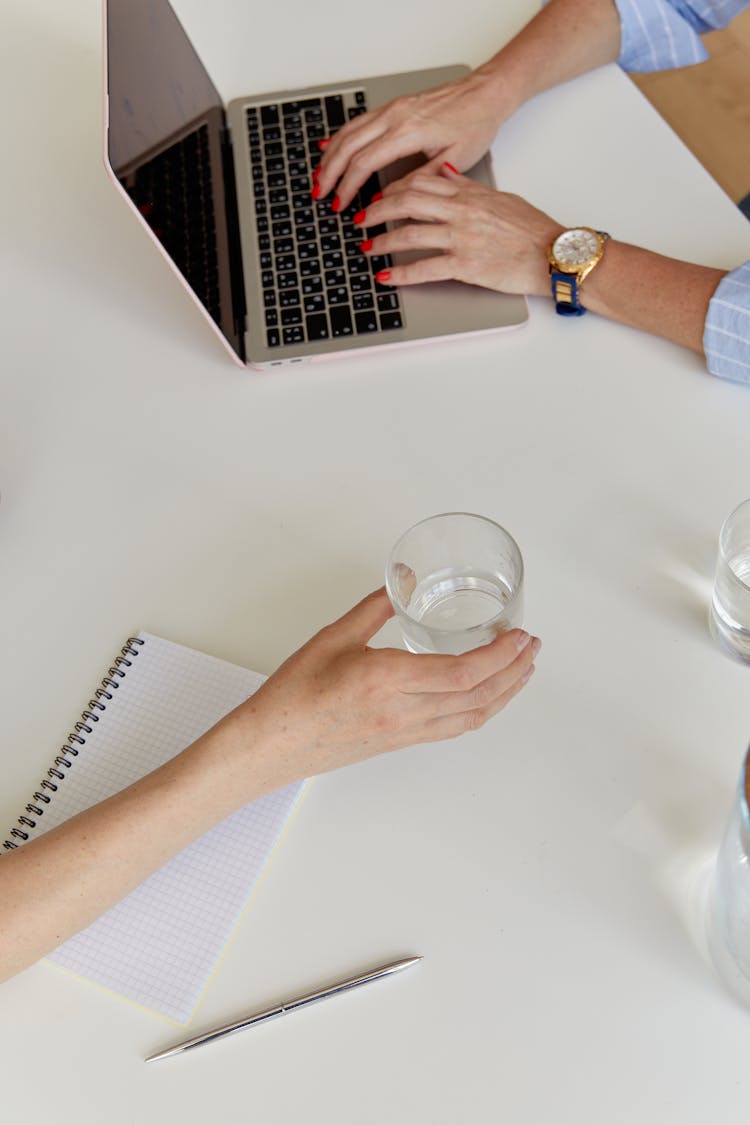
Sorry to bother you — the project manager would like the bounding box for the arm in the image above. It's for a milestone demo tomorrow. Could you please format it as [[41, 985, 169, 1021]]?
[[318, 0, 622, 209], [0, 589, 541, 983], [352, 167, 727, 359]]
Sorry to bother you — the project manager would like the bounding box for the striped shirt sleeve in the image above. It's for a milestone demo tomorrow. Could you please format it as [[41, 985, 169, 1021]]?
[[614, 0, 749, 72], [703, 263, 750, 385]]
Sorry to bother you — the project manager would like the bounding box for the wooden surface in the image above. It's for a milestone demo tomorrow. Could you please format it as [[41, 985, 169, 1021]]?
[[631, 9, 750, 205]]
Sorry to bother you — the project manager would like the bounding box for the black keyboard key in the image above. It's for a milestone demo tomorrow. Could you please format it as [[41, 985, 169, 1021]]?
[[255, 198, 267, 215], [370, 254, 392, 273], [321, 234, 341, 252], [265, 309, 279, 327], [260, 104, 280, 126], [350, 273, 372, 292], [268, 172, 286, 189], [287, 144, 306, 161], [281, 306, 302, 325], [274, 237, 294, 255], [324, 95, 345, 128], [355, 90, 366, 106], [269, 188, 288, 204], [306, 312, 329, 340], [328, 286, 349, 306], [264, 142, 283, 158], [288, 161, 308, 178], [247, 107, 259, 122], [345, 240, 364, 258], [325, 268, 346, 288], [348, 106, 366, 119], [296, 224, 316, 242], [263, 290, 277, 309], [259, 233, 271, 251], [257, 215, 269, 233], [294, 207, 314, 226], [272, 221, 292, 238], [377, 292, 400, 311], [278, 271, 299, 290], [261, 270, 274, 289], [299, 242, 320, 261], [284, 114, 302, 132], [301, 259, 321, 278], [280, 288, 301, 308], [265, 157, 285, 174], [323, 251, 343, 270], [283, 325, 305, 345], [306, 122, 326, 140], [330, 306, 353, 336], [319, 217, 339, 235], [348, 257, 369, 276], [304, 293, 325, 314], [267, 328, 281, 347], [275, 254, 295, 273], [304, 106, 324, 122], [302, 274, 323, 294], [290, 176, 310, 193], [353, 292, 374, 310], [260, 251, 272, 269], [355, 310, 378, 333], [262, 126, 281, 142], [379, 311, 403, 331], [271, 204, 291, 221]]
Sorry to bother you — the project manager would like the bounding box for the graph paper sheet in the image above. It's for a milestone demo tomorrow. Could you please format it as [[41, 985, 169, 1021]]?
[[8, 633, 304, 1022]]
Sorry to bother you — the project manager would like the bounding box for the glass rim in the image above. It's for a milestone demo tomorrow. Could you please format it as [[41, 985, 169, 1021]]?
[[719, 498, 750, 594], [385, 511, 524, 635]]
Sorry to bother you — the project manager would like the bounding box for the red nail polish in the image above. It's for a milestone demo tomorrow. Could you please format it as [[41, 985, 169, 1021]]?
[[311, 183, 322, 200], [443, 161, 460, 175], [353, 209, 366, 224], [359, 239, 373, 252], [332, 195, 341, 212], [375, 269, 391, 283], [371, 191, 383, 203], [318, 138, 331, 150], [313, 165, 321, 181]]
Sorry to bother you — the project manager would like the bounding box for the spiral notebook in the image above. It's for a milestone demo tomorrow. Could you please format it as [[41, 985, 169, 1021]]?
[[3, 633, 305, 1023]]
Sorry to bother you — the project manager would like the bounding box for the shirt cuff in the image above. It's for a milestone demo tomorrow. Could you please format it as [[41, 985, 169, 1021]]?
[[703, 262, 750, 385], [614, 0, 709, 73]]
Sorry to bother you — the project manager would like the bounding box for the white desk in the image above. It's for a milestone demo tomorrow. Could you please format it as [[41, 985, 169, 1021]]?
[[3, 1, 750, 1121]]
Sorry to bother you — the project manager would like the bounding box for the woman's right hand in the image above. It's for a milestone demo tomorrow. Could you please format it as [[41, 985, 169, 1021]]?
[[316, 67, 515, 212], [238, 588, 540, 788]]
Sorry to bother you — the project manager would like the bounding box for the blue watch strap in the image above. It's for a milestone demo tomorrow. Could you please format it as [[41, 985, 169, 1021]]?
[[550, 270, 586, 316]]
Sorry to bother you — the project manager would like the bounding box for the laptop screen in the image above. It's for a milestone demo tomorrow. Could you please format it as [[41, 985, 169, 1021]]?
[[106, 0, 245, 357]]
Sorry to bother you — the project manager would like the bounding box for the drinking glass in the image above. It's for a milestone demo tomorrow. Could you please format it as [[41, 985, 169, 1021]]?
[[706, 746, 750, 1006], [385, 512, 523, 656], [710, 498, 750, 663]]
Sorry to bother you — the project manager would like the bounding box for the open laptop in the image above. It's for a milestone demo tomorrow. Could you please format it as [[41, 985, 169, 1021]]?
[[104, 0, 528, 369]]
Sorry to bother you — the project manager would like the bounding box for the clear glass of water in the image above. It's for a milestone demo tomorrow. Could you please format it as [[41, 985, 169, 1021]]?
[[707, 745, 750, 1006], [385, 512, 523, 655], [710, 498, 750, 663]]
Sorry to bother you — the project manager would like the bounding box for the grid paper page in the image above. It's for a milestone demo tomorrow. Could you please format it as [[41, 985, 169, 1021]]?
[[8, 633, 304, 1022]]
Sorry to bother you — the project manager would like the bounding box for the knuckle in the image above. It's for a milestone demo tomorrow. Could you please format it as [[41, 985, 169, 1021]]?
[[464, 707, 487, 733]]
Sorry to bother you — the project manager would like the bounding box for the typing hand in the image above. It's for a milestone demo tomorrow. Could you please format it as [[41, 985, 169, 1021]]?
[[353, 164, 562, 296], [316, 70, 510, 212], [243, 587, 540, 782]]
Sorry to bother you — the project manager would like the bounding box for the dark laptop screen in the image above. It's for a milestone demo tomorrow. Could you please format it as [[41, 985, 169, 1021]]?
[[106, 0, 245, 357]]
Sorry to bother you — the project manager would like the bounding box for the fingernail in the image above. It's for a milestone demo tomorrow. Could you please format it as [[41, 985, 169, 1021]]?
[[443, 161, 460, 175], [375, 269, 391, 283], [332, 194, 341, 212], [311, 183, 322, 200], [371, 190, 383, 202], [530, 636, 542, 657], [359, 238, 373, 252], [353, 209, 367, 224], [313, 165, 321, 181], [318, 137, 331, 150], [520, 665, 536, 686], [515, 631, 530, 652]]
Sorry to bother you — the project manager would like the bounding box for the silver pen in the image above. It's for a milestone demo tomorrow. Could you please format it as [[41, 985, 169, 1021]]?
[[145, 955, 422, 1063]]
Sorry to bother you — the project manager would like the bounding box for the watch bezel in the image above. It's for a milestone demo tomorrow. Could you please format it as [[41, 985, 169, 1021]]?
[[548, 227, 606, 276]]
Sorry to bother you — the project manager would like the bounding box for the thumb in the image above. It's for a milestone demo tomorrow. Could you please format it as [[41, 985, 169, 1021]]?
[[338, 587, 395, 644]]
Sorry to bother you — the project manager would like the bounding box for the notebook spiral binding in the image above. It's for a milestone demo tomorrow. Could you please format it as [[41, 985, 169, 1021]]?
[[3, 638, 145, 851]]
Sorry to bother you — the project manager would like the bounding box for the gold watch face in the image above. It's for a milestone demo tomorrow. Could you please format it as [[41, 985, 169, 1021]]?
[[550, 228, 601, 272]]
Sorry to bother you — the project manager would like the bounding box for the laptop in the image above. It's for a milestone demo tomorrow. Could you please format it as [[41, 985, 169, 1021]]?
[[104, 0, 528, 369]]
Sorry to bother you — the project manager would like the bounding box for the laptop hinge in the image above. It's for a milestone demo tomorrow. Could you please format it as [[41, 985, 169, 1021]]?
[[221, 125, 247, 362]]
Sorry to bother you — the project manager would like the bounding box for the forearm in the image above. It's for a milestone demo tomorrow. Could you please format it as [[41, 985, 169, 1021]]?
[[0, 708, 272, 982], [475, 0, 622, 112], [582, 241, 726, 354]]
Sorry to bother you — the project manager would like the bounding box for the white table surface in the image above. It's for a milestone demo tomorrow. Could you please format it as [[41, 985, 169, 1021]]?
[[3, 1, 750, 1121]]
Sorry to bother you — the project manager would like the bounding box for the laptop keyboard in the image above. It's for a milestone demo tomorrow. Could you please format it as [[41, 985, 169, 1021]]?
[[247, 92, 404, 350], [126, 125, 221, 324]]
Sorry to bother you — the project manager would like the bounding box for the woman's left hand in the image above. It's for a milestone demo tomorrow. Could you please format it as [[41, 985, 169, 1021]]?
[[356, 164, 562, 296]]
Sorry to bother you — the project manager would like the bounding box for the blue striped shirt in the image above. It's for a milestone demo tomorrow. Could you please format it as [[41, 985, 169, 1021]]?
[[614, 0, 750, 384]]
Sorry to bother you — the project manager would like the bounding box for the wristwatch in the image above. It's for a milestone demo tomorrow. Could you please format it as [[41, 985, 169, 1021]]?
[[548, 227, 609, 316]]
